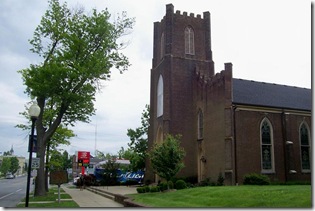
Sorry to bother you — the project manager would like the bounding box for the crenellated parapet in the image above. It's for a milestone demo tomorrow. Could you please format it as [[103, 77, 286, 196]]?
[[195, 63, 232, 88], [165, 3, 206, 20]]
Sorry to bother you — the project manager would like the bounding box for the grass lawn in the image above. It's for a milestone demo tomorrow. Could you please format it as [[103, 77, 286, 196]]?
[[128, 185, 311, 208], [17, 186, 79, 208]]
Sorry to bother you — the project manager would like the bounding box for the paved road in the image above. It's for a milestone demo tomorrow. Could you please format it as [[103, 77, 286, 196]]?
[[0, 175, 33, 208]]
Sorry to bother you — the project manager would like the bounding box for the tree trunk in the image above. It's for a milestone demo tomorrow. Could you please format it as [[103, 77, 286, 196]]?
[[45, 141, 50, 192], [34, 97, 66, 196], [34, 135, 47, 196]]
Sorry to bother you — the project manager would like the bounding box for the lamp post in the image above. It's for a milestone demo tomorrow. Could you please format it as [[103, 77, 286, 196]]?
[[25, 101, 40, 207]]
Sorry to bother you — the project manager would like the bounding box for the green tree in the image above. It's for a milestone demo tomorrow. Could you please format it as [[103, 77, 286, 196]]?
[[100, 159, 120, 186], [0, 157, 19, 176], [18, 0, 134, 196], [95, 150, 106, 159], [49, 150, 71, 170], [61, 150, 72, 170], [126, 104, 149, 171], [3, 151, 12, 156], [0, 157, 11, 175], [149, 134, 186, 188], [95, 150, 117, 160], [117, 147, 134, 160], [9, 157, 20, 175]]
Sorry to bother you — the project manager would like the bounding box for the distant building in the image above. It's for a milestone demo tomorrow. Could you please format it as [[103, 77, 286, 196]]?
[[145, 4, 311, 185]]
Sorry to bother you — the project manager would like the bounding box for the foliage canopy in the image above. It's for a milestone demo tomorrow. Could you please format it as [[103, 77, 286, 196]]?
[[149, 134, 186, 182], [18, 0, 134, 196], [126, 104, 149, 171]]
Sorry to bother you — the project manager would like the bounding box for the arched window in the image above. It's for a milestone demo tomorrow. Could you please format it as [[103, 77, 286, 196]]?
[[160, 33, 165, 59], [260, 118, 274, 172], [198, 109, 203, 140], [157, 75, 163, 117], [185, 26, 195, 55], [300, 122, 311, 171]]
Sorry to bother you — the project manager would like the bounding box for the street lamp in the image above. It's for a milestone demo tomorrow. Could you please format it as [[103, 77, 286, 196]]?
[[25, 101, 40, 207]]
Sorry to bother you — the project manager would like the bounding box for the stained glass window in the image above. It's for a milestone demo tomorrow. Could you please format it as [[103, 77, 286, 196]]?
[[300, 123, 310, 170], [261, 119, 274, 171]]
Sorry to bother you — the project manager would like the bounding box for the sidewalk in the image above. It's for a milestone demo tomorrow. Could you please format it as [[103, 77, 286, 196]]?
[[62, 185, 124, 207], [62, 184, 138, 207]]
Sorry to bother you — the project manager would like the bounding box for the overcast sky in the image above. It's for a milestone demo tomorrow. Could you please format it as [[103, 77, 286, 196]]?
[[0, 0, 311, 159]]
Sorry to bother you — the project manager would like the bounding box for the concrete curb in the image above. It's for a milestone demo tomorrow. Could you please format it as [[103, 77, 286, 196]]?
[[86, 186, 149, 207]]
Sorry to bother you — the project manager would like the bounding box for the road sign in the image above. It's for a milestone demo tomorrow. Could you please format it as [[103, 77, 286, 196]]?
[[31, 169, 37, 177], [31, 158, 40, 169]]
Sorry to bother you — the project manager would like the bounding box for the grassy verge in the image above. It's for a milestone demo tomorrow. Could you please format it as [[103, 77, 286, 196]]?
[[16, 185, 79, 208], [128, 185, 311, 208]]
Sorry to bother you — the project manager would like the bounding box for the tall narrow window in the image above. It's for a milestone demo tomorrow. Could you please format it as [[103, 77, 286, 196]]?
[[198, 109, 203, 140], [260, 118, 274, 172], [300, 123, 310, 171], [160, 33, 165, 59], [185, 26, 194, 55], [157, 75, 163, 117]]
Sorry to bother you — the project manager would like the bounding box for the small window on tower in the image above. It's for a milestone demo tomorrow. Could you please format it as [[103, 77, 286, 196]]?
[[161, 33, 165, 59], [185, 26, 195, 55], [157, 75, 163, 117]]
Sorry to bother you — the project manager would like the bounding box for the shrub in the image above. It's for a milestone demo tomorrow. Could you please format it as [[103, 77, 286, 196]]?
[[271, 180, 311, 185], [175, 179, 187, 190], [159, 182, 168, 191], [185, 176, 198, 184], [144, 185, 150, 192], [243, 173, 270, 185], [136, 187, 146, 193], [172, 176, 198, 185], [150, 186, 160, 192], [168, 180, 174, 189], [199, 177, 211, 187], [217, 173, 224, 186]]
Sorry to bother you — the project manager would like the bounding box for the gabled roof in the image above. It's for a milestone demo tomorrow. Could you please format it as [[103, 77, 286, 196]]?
[[232, 79, 312, 111]]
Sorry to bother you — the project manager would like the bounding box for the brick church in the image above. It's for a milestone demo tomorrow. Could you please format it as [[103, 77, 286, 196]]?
[[146, 4, 311, 185]]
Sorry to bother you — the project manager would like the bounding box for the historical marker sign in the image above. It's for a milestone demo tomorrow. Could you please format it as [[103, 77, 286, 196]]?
[[49, 170, 68, 185]]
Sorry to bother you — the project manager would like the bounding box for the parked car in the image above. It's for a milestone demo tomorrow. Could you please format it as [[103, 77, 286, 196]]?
[[5, 173, 15, 179]]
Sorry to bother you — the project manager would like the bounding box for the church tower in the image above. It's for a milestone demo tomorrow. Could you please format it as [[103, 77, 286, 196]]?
[[146, 4, 311, 186], [147, 4, 215, 182]]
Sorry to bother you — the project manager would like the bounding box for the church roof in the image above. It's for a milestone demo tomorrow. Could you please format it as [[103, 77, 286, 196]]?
[[232, 79, 312, 111]]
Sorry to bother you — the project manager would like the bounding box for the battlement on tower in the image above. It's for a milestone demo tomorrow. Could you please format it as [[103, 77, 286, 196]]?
[[166, 3, 209, 20], [195, 63, 233, 87]]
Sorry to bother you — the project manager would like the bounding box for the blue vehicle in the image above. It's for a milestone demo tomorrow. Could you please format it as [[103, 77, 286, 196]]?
[[94, 168, 144, 184], [93, 159, 144, 185]]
